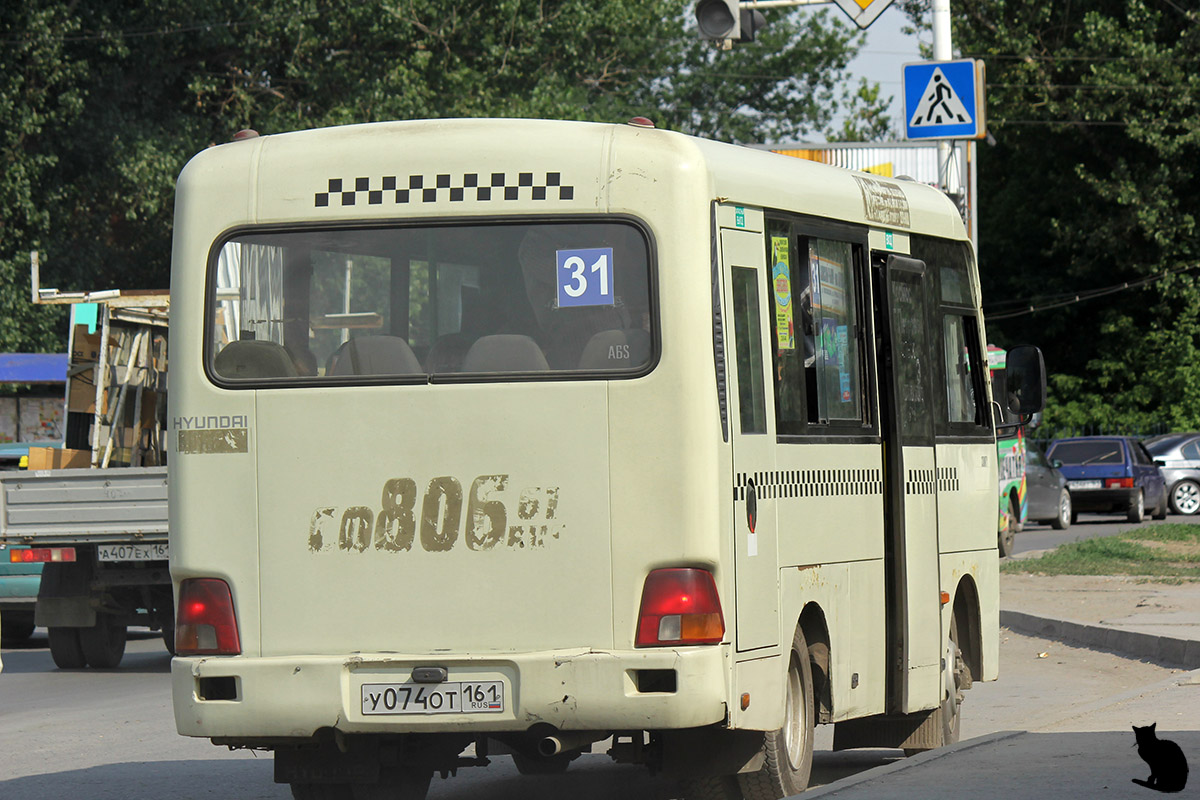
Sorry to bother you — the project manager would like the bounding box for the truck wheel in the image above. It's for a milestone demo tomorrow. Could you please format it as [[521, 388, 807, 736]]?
[[48, 626, 87, 669], [737, 626, 815, 799], [1127, 490, 1145, 523], [290, 784, 353, 800], [79, 614, 127, 669]]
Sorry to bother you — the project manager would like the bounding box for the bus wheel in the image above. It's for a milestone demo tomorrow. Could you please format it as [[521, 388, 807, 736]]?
[[998, 510, 1015, 558], [738, 626, 815, 799], [942, 636, 965, 746]]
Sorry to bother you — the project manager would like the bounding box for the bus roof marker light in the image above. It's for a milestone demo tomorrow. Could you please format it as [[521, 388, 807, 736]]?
[[628, 117, 656, 129]]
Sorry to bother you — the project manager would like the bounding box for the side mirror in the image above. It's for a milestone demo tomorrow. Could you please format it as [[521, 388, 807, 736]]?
[[1004, 345, 1047, 418], [1051, 459, 1063, 469], [1155, 460, 1166, 467]]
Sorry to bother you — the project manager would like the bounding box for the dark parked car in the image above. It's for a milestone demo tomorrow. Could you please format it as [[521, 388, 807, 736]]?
[[1024, 445, 1071, 529], [1045, 436, 1168, 523], [1144, 432, 1200, 516]]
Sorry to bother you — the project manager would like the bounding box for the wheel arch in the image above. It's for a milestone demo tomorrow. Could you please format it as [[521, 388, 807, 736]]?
[[797, 602, 832, 723], [950, 575, 983, 684]]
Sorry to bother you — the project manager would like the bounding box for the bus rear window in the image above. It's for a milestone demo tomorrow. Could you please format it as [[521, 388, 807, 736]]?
[[1048, 440, 1124, 465], [207, 221, 653, 383]]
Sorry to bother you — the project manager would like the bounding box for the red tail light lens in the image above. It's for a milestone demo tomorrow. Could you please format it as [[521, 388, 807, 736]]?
[[1105, 478, 1135, 489], [176, 578, 241, 656], [9, 547, 75, 563], [636, 568, 725, 647]]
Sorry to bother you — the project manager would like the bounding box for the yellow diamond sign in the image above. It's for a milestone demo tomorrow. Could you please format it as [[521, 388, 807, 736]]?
[[832, 0, 894, 28]]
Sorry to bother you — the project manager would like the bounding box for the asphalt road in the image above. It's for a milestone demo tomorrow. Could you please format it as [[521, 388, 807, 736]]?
[[0, 622, 1187, 800], [1013, 511, 1198, 557]]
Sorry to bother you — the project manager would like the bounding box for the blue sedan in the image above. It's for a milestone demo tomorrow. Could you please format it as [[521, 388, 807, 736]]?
[[1046, 436, 1168, 523]]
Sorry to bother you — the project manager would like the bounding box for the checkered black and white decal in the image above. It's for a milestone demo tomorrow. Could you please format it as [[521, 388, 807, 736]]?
[[734, 469, 884, 501], [314, 172, 575, 208], [906, 468, 937, 496], [938, 467, 960, 492]]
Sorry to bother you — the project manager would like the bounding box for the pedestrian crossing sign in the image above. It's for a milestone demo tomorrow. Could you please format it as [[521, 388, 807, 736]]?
[[902, 59, 987, 140]]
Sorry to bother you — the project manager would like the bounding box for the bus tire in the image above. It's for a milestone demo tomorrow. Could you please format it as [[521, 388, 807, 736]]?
[[998, 508, 1015, 558], [679, 775, 741, 800], [942, 637, 964, 746], [738, 626, 815, 800], [48, 626, 87, 669]]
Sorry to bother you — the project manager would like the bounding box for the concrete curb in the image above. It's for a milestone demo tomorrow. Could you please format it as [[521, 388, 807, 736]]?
[[799, 730, 1026, 798], [1000, 609, 1200, 668]]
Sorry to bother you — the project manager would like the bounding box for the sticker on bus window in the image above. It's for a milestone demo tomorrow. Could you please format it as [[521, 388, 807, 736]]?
[[556, 248, 615, 308], [771, 237, 794, 350]]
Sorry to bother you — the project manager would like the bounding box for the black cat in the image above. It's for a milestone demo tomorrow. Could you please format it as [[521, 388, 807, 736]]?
[[1132, 723, 1189, 793]]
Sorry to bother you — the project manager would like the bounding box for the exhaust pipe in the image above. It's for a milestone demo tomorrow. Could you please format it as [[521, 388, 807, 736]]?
[[536, 731, 608, 757]]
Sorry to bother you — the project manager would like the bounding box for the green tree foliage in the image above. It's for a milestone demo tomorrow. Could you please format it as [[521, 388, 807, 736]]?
[[0, 1, 887, 355], [903, 0, 1200, 436]]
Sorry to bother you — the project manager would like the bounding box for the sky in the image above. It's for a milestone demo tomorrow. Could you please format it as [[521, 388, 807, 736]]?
[[819, 3, 927, 140]]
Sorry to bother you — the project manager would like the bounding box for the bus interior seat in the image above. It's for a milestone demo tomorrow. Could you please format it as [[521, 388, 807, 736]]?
[[578, 328, 651, 370], [213, 340, 298, 380], [461, 334, 549, 373], [327, 335, 423, 376], [425, 332, 476, 374]]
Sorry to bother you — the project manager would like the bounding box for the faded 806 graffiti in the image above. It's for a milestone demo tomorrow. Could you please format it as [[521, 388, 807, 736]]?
[[308, 475, 564, 554]]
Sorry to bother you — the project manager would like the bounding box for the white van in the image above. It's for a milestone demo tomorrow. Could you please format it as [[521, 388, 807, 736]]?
[[168, 117, 1042, 800]]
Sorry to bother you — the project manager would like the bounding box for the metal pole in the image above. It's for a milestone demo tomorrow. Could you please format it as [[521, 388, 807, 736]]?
[[932, 0, 953, 193]]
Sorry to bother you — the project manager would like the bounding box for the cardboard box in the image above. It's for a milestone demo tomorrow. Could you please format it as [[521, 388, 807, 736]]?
[[71, 325, 103, 364], [68, 369, 101, 414], [26, 447, 91, 470]]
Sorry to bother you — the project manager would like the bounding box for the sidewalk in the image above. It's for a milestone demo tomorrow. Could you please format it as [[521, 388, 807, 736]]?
[[1000, 572, 1200, 668], [802, 571, 1200, 798]]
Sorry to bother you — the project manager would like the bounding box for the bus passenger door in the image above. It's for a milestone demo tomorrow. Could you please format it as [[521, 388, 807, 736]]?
[[874, 254, 942, 713], [721, 226, 780, 653]]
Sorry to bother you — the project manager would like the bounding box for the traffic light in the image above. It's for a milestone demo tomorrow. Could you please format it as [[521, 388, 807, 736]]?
[[695, 0, 741, 41], [695, 1, 767, 44]]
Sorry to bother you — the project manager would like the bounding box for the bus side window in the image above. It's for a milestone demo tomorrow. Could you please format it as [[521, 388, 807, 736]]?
[[804, 237, 863, 425], [942, 315, 978, 424], [766, 224, 806, 435], [731, 266, 767, 434]]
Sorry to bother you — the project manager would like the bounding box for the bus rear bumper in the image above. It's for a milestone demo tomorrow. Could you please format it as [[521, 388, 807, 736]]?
[[172, 646, 729, 740]]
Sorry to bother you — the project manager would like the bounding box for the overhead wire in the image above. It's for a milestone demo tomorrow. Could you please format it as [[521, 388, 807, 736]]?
[[984, 264, 1200, 321]]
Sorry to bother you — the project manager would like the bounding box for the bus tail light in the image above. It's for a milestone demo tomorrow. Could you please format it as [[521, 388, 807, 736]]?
[[636, 568, 725, 647], [1105, 478, 1134, 489], [176, 578, 241, 656]]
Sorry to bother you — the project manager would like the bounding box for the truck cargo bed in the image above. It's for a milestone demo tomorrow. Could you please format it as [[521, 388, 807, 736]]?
[[0, 466, 168, 545]]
